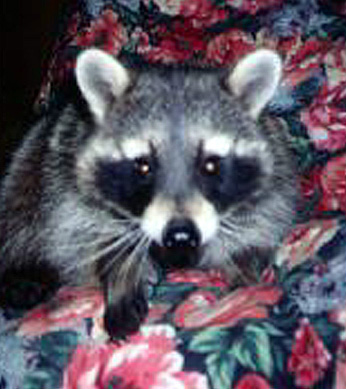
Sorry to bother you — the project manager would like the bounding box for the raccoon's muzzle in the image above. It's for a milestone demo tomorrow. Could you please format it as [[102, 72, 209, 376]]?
[[149, 218, 201, 269]]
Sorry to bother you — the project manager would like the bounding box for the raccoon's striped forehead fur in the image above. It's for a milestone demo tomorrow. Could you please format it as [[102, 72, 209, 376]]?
[[73, 48, 296, 263]]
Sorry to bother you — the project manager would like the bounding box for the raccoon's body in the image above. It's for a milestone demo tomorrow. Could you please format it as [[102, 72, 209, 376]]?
[[0, 49, 297, 338]]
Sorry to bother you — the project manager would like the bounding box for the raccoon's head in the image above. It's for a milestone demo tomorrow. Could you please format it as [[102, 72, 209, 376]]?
[[74, 48, 294, 274]]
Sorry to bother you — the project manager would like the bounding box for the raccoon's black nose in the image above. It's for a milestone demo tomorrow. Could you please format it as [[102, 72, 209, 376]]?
[[150, 219, 201, 269], [163, 219, 201, 250]]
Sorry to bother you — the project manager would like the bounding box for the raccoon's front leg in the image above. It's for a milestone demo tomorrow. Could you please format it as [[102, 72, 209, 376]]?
[[102, 273, 149, 340]]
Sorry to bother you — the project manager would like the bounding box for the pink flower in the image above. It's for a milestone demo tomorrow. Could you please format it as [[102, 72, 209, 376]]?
[[75, 9, 127, 55], [174, 285, 282, 328], [288, 318, 331, 388], [18, 287, 104, 336], [206, 29, 255, 66], [62, 325, 208, 389], [166, 269, 229, 289], [235, 373, 274, 389], [276, 219, 339, 268], [145, 303, 171, 324]]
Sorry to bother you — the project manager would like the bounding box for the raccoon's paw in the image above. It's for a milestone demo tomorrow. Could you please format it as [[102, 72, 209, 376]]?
[[104, 288, 149, 340]]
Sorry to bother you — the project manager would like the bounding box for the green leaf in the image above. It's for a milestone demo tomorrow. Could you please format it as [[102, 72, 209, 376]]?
[[189, 328, 230, 354], [231, 340, 256, 371], [229, 324, 274, 378], [251, 322, 285, 337], [252, 331, 272, 376], [206, 352, 234, 389]]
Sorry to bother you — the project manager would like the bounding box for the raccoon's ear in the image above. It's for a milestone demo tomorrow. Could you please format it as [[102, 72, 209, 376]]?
[[75, 48, 130, 123], [228, 49, 282, 119]]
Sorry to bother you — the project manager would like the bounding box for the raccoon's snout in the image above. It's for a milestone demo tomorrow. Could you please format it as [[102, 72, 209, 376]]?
[[150, 219, 201, 269], [163, 219, 200, 249]]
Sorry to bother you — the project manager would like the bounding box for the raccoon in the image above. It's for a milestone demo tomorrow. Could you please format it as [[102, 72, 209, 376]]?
[[0, 48, 297, 338]]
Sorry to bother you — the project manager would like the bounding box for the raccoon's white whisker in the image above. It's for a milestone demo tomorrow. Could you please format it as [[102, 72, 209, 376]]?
[[117, 233, 149, 285], [218, 225, 242, 243], [220, 218, 244, 231], [104, 233, 150, 296], [132, 235, 153, 286], [65, 228, 141, 272], [59, 225, 138, 250], [98, 228, 144, 276], [58, 234, 118, 251], [112, 204, 142, 224]]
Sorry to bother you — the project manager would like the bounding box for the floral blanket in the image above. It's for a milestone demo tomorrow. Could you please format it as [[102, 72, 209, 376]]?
[[1, 1, 346, 388]]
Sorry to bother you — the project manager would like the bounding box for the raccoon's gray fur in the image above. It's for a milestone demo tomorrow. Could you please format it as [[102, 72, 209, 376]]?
[[0, 48, 297, 338]]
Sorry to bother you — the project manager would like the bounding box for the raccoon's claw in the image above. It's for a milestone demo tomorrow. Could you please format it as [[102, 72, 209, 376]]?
[[104, 289, 149, 340]]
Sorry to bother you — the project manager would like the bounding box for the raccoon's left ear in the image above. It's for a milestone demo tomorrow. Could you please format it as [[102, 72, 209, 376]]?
[[228, 49, 282, 119], [75, 48, 130, 123]]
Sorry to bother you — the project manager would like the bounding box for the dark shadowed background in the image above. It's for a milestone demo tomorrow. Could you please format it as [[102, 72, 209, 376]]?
[[0, 0, 69, 174]]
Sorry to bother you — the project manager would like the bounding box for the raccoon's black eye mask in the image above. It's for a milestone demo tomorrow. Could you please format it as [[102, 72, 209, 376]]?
[[95, 148, 263, 216], [95, 156, 157, 215], [196, 153, 263, 211]]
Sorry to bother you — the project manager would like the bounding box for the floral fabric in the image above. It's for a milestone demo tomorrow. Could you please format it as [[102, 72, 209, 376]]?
[[1, 1, 346, 388]]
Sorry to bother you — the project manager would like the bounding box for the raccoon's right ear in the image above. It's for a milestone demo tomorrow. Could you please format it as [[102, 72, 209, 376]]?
[[75, 48, 130, 123], [228, 49, 282, 119]]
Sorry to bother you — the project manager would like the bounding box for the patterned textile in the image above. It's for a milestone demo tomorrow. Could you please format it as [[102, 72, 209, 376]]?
[[1, 1, 346, 388]]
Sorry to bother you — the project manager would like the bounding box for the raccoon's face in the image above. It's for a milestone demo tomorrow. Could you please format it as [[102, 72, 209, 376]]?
[[74, 48, 290, 272]]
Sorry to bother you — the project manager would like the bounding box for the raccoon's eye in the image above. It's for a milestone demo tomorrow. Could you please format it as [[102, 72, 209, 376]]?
[[201, 156, 221, 177], [134, 157, 152, 177]]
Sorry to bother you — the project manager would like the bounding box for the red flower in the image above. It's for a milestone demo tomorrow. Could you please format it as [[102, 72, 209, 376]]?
[[318, 0, 346, 16], [206, 29, 255, 66], [226, 0, 284, 15], [329, 301, 346, 389], [62, 325, 208, 389], [301, 82, 346, 151], [299, 166, 324, 205], [283, 37, 346, 151], [138, 21, 207, 64], [335, 337, 346, 389], [174, 285, 282, 328], [235, 373, 274, 389], [319, 155, 346, 214], [288, 318, 331, 388], [75, 9, 127, 55], [298, 155, 346, 217], [179, 0, 228, 28]]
